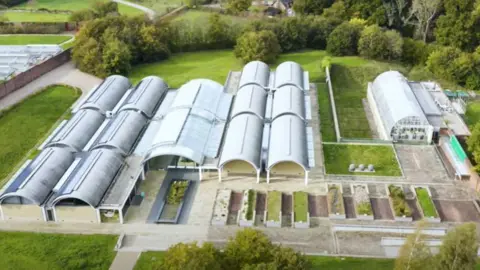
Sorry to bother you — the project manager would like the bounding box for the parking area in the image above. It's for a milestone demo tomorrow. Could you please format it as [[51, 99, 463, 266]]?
[[394, 145, 451, 184], [433, 200, 480, 222]]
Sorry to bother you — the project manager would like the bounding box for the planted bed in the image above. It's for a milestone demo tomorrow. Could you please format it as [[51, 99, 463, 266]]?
[[353, 185, 373, 220], [415, 187, 439, 220], [266, 191, 282, 227], [328, 185, 345, 219], [158, 180, 190, 223], [388, 185, 412, 221], [293, 191, 309, 228], [239, 189, 256, 227]]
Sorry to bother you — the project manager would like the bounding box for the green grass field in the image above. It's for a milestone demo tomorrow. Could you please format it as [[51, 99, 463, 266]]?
[[267, 191, 282, 221], [3, 11, 70, 22], [15, 0, 144, 15], [415, 187, 438, 218], [293, 191, 308, 222], [172, 10, 249, 24], [0, 85, 79, 186], [130, 0, 182, 15], [323, 144, 402, 176], [0, 231, 117, 270], [0, 35, 71, 45], [317, 83, 336, 142]]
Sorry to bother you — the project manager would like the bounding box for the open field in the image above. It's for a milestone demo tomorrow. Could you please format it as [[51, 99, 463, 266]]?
[[172, 10, 250, 25], [0, 231, 117, 270], [323, 144, 402, 176], [0, 35, 71, 45], [130, 0, 182, 15], [0, 85, 80, 186], [3, 11, 70, 22]]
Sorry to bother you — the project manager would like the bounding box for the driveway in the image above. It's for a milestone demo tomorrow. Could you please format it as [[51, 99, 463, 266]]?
[[0, 61, 102, 110]]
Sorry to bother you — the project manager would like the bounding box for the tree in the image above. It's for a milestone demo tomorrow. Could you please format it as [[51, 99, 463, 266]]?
[[382, 0, 413, 28], [161, 242, 222, 270], [276, 17, 309, 52], [226, 0, 251, 14], [292, 0, 334, 15], [234, 30, 281, 64], [467, 124, 480, 172], [358, 25, 389, 59], [206, 13, 232, 49], [138, 25, 170, 62], [395, 221, 433, 270], [92, 1, 119, 17], [326, 21, 363, 56], [343, 0, 386, 25], [437, 223, 478, 270], [410, 0, 441, 42], [385, 29, 403, 60], [426, 47, 462, 82], [102, 38, 132, 76], [323, 1, 347, 20], [72, 38, 104, 77], [307, 16, 339, 49]]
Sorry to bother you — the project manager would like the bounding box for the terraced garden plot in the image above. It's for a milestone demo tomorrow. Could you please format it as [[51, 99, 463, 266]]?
[[415, 187, 438, 218], [328, 185, 345, 216], [388, 185, 411, 218], [294, 191, 308, 222], [267, 191, 282, 221], [353, 185, 372, 216]]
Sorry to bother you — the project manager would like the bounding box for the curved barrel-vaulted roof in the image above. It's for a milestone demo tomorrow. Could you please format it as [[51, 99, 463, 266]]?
[[238, 61, 270, 89], [219, 114, 264, 170], [371, 71, 430, 134], [119, 76, 168, 118], [46, 109, 105, 152], [230, 85, 267, 120], [0, 147, 74, 205], [267, 115, 308, 171], [52, 149, 124, 207], [80, 75, 131, 114], [272, 85, 305, 121], [274, 61, 304, 90], [91, 111, 147, 156], [144, 79, 232, 165]]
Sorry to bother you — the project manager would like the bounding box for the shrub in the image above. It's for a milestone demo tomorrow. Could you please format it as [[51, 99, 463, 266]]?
[[358, 24, 388, 59], [166, 181, 189, 205], [327, 21, 363, 56], [306, 16, 339, 49], [426, 46, 462, 82], [234, 30, 281, 63], [245, 190, 256, 221], [389, 185, 411, 217]]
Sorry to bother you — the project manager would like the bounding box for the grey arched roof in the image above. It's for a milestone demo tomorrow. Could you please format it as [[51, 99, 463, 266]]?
[[0, 147, 74, 205], [272, 85, 305, 121], [144, 79, 232, 165], [91, 111, 147, 156], [238, 61, 270, 89], [119, 76, 168, 118], [267, 115, 308, 171], [219, 114, 264, 170], [371, 71, 430, 134], [274, 61, 304, 90], [46, 109, 105, 152], [230, 85, 267, 120], [80, 75, 131, 114], [52, 149, 124, 208]]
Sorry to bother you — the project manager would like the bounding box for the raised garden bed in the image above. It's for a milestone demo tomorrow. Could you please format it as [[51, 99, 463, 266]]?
[[328, 184, 345, 219], [388, 185, 412, 222], [158, 180, 190, 223], [239, 189, 256, 227], [293, 191, 309, 228], [266, 191, 282, 228], [211, 189, 231, 226], [415, 187, 440, 222], [353, 185, 373, 220]]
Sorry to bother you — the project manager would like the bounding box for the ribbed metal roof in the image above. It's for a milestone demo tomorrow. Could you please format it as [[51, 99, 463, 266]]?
[[371, 71, 430, 134], [144, 79, 232, 165], [238, 61, 270, 89], [267, 115, 308, 171], [91, 111, 147, 156], [119, 76, 168, 118], [409, 82, 442, 116], [52, 149, 124, 207], [274, 61, 304, 90], [272, 85, 305, 121], [80, 75, 131, 114], [0, 147, 74, 205], [219, 114, 263, 170], [230, 85, 267, 120], [46, 109, 105, 152]]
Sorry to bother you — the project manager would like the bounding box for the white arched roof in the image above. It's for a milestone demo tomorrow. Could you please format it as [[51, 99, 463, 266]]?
[[144, 79, 232, 165], [230, 85, 267, 120], [219, 114, 264, 170], [274, 61, 304, 90], [238, 61, 270, 89], [0, 147, 74, 205], [272, 85, 305, 121], [267, 115, 308, 171], [119, 76, 168, 118], [371, 71, 430, 134], [52, 149, 124, 208], [80, 75, 131, 114]]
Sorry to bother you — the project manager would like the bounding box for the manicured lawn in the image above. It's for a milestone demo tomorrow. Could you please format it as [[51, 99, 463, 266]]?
[[323, 144, 402, 176], [415, 187, 438, 218], [135, 251, 166, 270], [14, 0, 145, 15], [172, 10, 249, 25], [293, 191, 308, 222], [0, 85, 79, 186], [267, 191, 282, 221], [309, 256, 395, 270], [466, 102, 480, 128], [4, 11, 70, 22], [317, 83, 336, 142], [0, 231, 117, 270], [0, 35, 71, 45]]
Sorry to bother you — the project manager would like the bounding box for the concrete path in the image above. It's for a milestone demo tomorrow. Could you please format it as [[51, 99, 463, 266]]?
[[110, 251, 141, 270], [113, 0, 155, 19], [0, 61, 101, 110]]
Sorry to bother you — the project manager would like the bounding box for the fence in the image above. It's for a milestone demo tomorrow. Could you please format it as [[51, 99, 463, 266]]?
[[325, 67, 341, 142], [0, 49, 72, 100]]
